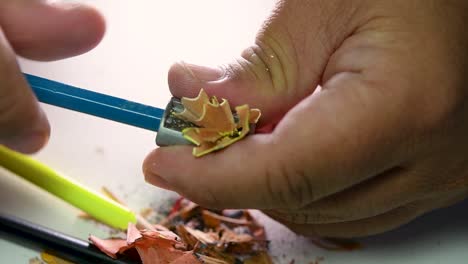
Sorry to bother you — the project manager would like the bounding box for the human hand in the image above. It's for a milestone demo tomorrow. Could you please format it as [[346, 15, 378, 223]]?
[[0, 0, 105, 153], [144, 0, 468, 237]]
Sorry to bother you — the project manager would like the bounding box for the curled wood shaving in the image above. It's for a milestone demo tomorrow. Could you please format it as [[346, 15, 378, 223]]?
[[174, 89, 261, 157], [90, 223, 193, 264]]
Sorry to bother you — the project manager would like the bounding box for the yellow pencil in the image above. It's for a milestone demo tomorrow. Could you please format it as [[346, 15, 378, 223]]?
[[0, 145, 136, 230]]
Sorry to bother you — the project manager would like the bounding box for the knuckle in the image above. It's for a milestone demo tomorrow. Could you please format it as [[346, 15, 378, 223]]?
[[300, 209, 348, 224], [240, 28, 298, 92], [276, 205, 351, 224], [288, 223, 319, 238], [264, 160, 315, 210], [415, 91, 460, 133], [284, 212, 310, 225]]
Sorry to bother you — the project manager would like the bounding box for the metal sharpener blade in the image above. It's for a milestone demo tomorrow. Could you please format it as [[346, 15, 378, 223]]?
[[155, 97, 195, 146]]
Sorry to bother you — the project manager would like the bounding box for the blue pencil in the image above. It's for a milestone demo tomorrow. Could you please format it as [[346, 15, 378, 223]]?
[[25, 73, 164, 132]]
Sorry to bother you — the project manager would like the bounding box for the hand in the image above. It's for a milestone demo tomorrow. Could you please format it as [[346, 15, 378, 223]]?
[[143, 0, 468, 237], [0, 0, 105, 153]]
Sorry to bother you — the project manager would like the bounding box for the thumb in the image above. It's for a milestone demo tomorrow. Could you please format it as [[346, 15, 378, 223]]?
[[167, 1, 351, 125]]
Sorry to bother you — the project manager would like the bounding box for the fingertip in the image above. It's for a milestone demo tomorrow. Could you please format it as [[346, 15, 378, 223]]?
[[43, 2, 107, 59], [168, 62, 225, 98], [167, 62, 198, 98], [4, 130, 49, 154], [62, 3, 107, 56], [142, 148, 162, 180], [2, 2, 107, 60], [143, 146, 194, 186], [144, 171, 174, 191], [2, 108, 50, 154]]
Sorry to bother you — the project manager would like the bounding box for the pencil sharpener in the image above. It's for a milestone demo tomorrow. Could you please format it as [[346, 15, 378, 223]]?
[[155, 97, 257, 146], [155, 97, 195, 146]]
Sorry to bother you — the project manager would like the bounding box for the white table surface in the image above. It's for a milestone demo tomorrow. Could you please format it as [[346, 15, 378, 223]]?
[[1, 1, 468, 263]]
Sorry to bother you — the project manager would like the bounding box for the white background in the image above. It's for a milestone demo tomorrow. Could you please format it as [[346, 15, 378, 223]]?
[[1, 1, 468, 263]]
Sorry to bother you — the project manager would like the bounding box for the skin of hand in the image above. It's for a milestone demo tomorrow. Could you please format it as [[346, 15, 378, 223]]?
[[0, 0, 105, 153], [144, 0, 468, 238]]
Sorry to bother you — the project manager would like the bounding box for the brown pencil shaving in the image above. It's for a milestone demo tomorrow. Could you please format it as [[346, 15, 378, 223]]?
[[175, 89, 261, 157]]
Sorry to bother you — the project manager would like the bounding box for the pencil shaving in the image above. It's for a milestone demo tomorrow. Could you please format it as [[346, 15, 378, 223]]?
[[175, 89, 261, 157], [90, 198, 273, 264], [90, 223, 191, 264]]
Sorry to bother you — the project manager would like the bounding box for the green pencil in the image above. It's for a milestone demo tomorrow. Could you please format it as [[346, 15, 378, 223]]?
[[0, 145, 136, 230]]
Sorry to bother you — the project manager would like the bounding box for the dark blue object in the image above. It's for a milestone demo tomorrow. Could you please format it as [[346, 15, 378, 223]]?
[[0, 213, 139, 264], [25, 73, 164, 132]]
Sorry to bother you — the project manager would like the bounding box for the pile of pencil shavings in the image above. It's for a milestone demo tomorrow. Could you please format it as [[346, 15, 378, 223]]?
[[175, 89, 261, 157], [90, 198, 273, 264]]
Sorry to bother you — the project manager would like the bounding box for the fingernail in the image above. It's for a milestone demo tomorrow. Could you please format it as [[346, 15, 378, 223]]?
[[2, 109, 50, 154], [181, 62, 225, 82], [144, 172, 173, 191], [4, 132, 49, 154], [143, 158, 174, 191]]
